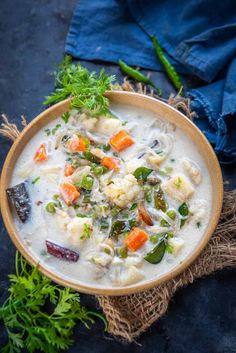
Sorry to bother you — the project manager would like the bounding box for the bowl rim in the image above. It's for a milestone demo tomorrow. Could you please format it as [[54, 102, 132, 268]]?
[[0, 91, 223, 296]]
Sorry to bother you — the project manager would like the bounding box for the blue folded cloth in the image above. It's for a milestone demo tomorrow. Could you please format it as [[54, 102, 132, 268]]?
[[66, 0, 236, 163]]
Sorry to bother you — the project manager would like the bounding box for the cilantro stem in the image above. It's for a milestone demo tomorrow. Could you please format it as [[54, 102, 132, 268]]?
[[0, 252, 107, 352], [87, 311, 108, 331]]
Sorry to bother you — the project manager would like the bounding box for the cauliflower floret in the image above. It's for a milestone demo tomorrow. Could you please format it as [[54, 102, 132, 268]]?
[[163, 174, 194, 202], [125, 158, 145, 174], [66, 217, 93, 246], [120, 266, 144, 286], [104, 174, 140, 208], [56, 209, 71, 230], [182, 158, 201, 185], [168, 237, 184, 254], [87, 252, 113, 267], [189, 199, 207, 221], [148, 154, 166, 168], [96, 117, 121, 135], [81, 116, 98, 131]]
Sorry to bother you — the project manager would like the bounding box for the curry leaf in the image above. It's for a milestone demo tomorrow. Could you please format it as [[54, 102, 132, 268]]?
[[144, 235, 167, 264], [133, 167, 153, 181]]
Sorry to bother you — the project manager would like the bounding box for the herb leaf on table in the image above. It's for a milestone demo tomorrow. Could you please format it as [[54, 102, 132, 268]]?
[[0, 252, 107, 353], [44, 55, 115, 116]]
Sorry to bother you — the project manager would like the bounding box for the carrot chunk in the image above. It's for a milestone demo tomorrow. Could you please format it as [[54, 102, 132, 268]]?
[[64, 164, 75, 177], [109, 130, 134, 152], [101, 156, 120, 170], [34, 143, 48, 162], [68, 135, 88, 152], [124, 227, 148, 252], [60, 181, 80, 205]]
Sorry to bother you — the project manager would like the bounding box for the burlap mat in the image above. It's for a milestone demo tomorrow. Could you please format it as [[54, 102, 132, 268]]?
[[1, 84, 236, 343]]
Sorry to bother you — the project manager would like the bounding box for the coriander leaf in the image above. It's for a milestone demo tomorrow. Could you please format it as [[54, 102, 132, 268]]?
[[0, 252, 106, 353], [61, 111, 70, 123], [52, 124, 61, 135], [174, 176, 182, 189], [45, 128, 51, 136], [80, 223, 92, 240], [32, 176, 40, 185], [44, 55, 115, 116]]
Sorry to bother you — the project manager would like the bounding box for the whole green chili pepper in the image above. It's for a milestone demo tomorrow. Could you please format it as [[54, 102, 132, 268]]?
[[151, 36, 183, 92], [118, 59, 162, 96]]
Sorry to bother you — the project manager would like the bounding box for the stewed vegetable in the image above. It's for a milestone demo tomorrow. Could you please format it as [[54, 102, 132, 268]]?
[[9, 99, 209, 288], [46, 240, 79, 262], [6, 182, 31, 223]]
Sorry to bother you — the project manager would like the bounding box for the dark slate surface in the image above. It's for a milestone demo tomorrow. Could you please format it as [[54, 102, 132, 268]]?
[[0, 1, 236, 352]]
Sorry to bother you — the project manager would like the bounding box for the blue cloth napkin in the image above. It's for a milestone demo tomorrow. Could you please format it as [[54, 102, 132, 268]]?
[[66, 0, 236, 163]]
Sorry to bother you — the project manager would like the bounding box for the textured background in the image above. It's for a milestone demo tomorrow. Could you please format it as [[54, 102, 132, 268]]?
[[0, 1, 236, 352]]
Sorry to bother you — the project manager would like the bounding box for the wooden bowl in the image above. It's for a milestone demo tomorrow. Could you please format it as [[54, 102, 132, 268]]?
[[0, 91, 223, 296]]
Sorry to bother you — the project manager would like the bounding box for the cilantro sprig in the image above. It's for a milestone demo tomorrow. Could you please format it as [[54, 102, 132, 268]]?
[[0, 252, 107, 353], [44, 55, 115, 116]]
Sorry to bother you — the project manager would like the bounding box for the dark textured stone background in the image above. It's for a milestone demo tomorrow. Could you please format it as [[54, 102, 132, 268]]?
[[0, 1, 236, 352]]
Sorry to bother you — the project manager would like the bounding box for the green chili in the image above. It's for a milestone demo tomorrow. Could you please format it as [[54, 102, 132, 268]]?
[[160, 219, 169, 227], [151, 36, 183, 92], [154, 187, 167, 212], [46, 202, 56, 214], [118, 59, 162, 96], [115, 247, 128, 258]]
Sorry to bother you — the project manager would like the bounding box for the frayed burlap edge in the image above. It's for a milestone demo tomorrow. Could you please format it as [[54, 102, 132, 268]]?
[[1, 84, 235, 343]]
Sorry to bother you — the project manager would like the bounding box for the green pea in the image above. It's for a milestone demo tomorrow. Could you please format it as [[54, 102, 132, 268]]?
[[81, 176, 94, 190], [166, 210, 176, 220], [150, 234, 159, 244], [160, 219, 169, 227], [46, 202, 56, 214], [94, 165, 108, 176]]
